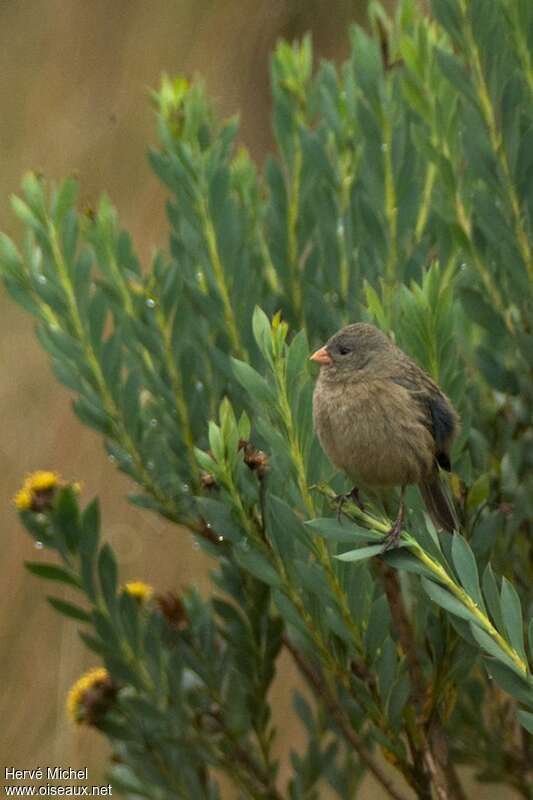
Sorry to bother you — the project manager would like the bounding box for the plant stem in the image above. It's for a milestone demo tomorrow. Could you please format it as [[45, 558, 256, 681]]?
[[317, 486, 529, 678], [154, 304, 200, 485], [411, 540, 528, 675], [382, 110, 398, 323], [283, 635, 411, 800], [287, 145, 304, 326], [199, 197, 245, 359], [48, 222, 179, 520], [459, 0, 532, 282], [415, 162, 436, 244], [377, 562, 466, 800]]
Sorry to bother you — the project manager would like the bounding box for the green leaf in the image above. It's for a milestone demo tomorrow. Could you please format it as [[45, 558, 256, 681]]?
[[500, 577, 527, 661], [234, 543, 282, 587], [529, 618, 533, 665], [252, 306, 273, 363], [451, 534, 485, 610], [73, 397, 113, 436], [237, 411, 251, 440], [481, 564, 504, 633], [194, 448, 218, 475], [517, 710, 533, 735], [98, 544, 118, 609], [469, 623, 523, 675], [11, 195, 42, 230], [421, 577, 479, 625], [387, 673, 411, 731], [459, 288, 507, 338], [435, 49, 476, 104], [231, 358, 275, 405], [47, 597, 91, 623], [194, 497, 244, 543], [52, 178, 79, 224], [466, 474, 490, 512], [119, 591, 140, 653], [208, 421, 224, 463], [79, 631, 105, 656], [0, 233, 22, 276], [286, 330, 309, 397], [306, 517, 381, 544], [269, 495, 311, 551], [53, 487, 81, 553], [484, 660, 533, 706], [79, 499, 100, 600], [336, 543, 390, 562], [25, 562, 80, 589], [364, 282, 388, 330], [382, 548, 435, 579], [81, 499, 100, 553], [365, 594, 391, 661], [293, 560, 331, 599]]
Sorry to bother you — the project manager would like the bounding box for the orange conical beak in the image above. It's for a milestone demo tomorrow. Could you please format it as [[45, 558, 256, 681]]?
[[310, 346, 332, 366]]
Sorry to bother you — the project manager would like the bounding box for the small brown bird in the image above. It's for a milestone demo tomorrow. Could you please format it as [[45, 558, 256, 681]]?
[[311, 323, 459, 547]]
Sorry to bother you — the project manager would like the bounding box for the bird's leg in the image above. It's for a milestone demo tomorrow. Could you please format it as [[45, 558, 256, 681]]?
[[334, 486, 365, 521], [382, 487, 405, 551]]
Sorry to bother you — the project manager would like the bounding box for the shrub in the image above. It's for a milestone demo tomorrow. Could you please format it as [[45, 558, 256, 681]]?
[[2, 0, 533, 797]]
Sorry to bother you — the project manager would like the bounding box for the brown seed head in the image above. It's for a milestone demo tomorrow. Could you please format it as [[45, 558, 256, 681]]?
[[155, 591, 189, 631]]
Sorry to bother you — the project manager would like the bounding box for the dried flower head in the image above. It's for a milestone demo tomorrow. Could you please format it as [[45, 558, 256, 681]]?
[[200, 471, 218, 490], [14, 470, 61, 512], [155, 591, 189, 631], [66, 667, 117, 725], [122, 580, 154, 604], [238, 439, 269, 478]]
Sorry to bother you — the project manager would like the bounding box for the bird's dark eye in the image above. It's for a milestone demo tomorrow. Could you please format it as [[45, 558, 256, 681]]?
[[338, 345, 350, 355]]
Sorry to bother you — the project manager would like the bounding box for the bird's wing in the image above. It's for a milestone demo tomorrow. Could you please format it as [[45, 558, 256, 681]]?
[[391, 370, 456, 471]]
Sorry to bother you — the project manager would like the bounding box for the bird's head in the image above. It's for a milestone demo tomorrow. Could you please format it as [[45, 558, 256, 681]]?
[[310, 323, 395, 380]]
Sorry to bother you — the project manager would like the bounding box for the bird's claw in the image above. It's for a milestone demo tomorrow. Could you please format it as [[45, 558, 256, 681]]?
[[381, 520, 403, 552], [334, 487, 365, 521]]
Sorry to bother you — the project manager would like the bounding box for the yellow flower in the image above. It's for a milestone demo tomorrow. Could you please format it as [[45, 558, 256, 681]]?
[[14, 487, 32, 511], [13, 470, 61, 512], [25, 470, 60, 492], [13, 471, 81, 513], [122, 580, 154, 603], [66, 667, 111, 724]]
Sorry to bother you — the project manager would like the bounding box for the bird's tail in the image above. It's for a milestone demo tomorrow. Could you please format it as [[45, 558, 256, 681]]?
[[419, 474, 459, 533]]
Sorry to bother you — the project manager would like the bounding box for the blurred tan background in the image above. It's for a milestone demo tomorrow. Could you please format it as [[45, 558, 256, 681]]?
[[0, 2, 515, 797]]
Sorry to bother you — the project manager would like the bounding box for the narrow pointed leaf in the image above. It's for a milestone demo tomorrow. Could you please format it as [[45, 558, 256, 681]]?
[[500, 577, 527, 661], [47, 597, 91, 623], [451, 534, 485, 610], [25, 562, 80, 588]]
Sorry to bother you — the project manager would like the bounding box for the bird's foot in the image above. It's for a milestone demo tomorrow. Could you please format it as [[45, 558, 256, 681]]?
[[381, 519, 403, 551], [334, 487, 365, 521], [382, 492, 405, 552]]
